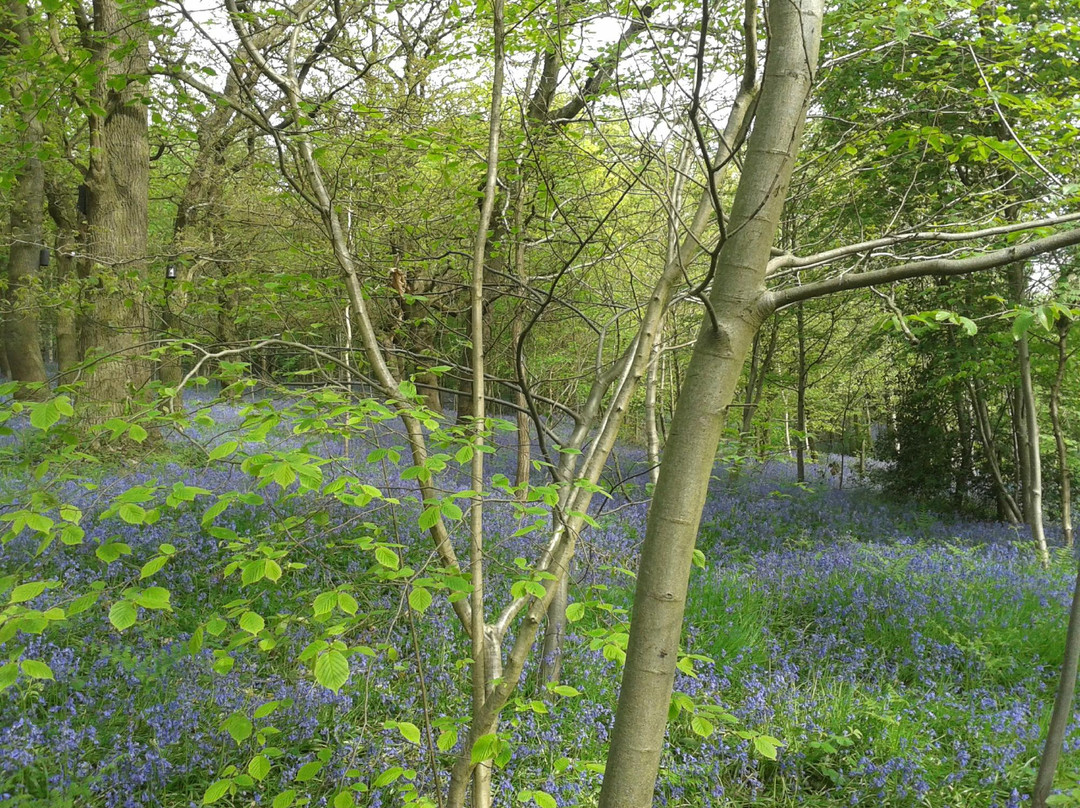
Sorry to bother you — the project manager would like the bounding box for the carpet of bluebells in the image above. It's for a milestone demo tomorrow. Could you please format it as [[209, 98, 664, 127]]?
[[1, 392, 1079, 807]]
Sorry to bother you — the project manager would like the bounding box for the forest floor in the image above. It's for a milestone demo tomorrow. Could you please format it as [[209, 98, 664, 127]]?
[[0, 395, 1077, 808]]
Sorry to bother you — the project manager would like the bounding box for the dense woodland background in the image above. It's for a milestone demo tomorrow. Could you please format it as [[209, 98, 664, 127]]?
[[2, 0, 1080, 805]]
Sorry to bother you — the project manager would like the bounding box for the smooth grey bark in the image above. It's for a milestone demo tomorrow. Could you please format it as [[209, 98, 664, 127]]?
[[1033, 558, 1080, 807], [645, 336, 663, 486], [1050, 318, 1074, 548], [1012, 264, 1049, 564], [796, 300, 808, 481], [2, 0, 49, 398], [1017, 327, 1050, 564], [597, 0, 824, 802]]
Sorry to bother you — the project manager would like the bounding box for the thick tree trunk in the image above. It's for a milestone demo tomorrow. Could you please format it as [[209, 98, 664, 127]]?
[[79, 0, 151, 417], [598, 0, 823, 802], [45, 176, 83, 382], [2, 0, 49, 398]]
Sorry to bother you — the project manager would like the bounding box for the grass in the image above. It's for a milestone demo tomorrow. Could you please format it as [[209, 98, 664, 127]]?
[[1, 398, 1078, 807]]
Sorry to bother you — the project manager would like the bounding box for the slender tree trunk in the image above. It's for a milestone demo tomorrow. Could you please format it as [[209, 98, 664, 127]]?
[[511, 182, 531, 493], [1033, 558, 1080, 807], [796, 301, 808, 482], [2, 0, 49, 398], [79, 0, 152, 416], [969, 380, 1024, 524], [1011, 264, 1049, 563], [1050, 319, 1073, 548], [645, 337, 663, 486], [1017, 329, 1049, 563], [598, 0, 823, 802]]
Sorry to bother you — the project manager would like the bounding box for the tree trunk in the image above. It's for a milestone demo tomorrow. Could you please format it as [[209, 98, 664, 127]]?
[[796, 301, 808, 482], [1017, 328, 1049, 563], [969, 380, 1024, 524], [1033, 558, 1080, 807], [537, 573, 567, 685], [79, 0, 151, 416], [1011, 264, 1049, 564], [1050, 319, 1073, 548], [598, 0, 823, 802], [2, 0, 49, 398], [645, 337, 663, 486]]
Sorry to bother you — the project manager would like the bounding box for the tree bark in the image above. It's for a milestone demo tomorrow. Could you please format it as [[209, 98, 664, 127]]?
[[2, 0, 50, 398], [1050, 318, 1074, 548], [1033, 558, 1080, 807], [78, 0, 152, 416], [796, 300, 808, 482], [598, 0, 824, 802], [969, 380, 1024, 524]]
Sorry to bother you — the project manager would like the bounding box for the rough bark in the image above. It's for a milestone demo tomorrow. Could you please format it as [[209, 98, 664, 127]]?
[[78, 0, 152, 416], [598, 0, 824, 802], [2, 0, 50, 398]]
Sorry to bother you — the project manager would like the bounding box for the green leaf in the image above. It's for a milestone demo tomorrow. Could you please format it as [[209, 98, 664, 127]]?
[[313, 591, 338, 616], [136, 587, 171, 610], [0, 662, 18, 691], [209, 440, 240, 461], [9, 581, 46, 603], [337, 592, 359, 615], [314, 650, 350, 692], [334, 791, 354, 808], [222, 712, 253, 744], [140, 555, 169, 579], [398, 721, 421, 744], [295, 760, 323, 782], [96, 542, 132, 563], [372, 766, 403, 787], [254, 700, 280, 719], [533, 791, 557, 808], [239, 611, 265, 634], [118, 503, 147, 525], [408, 586, 432, 613], [128, 424, 148, 443], [375, 546, 399, 570], [754, 734, 783, 760], [272, 790, 297, 808], [109, 600, 138, 631], [418, 506, 440, 530], [248, 754, 271, 782], [437, 729, 457, 752], [30, 399, 61, 430], [471, 733, 501, 764], [20, 659, 54, 680], [565, 602, 585, 622], [202, 779, 232, 804], [690, 715, 715, 738]]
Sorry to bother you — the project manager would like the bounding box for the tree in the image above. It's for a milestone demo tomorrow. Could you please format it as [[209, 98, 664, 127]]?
[[1, 0, 49, 397], [75, 0, 153, 415], [598, 0, 1080, 801]]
